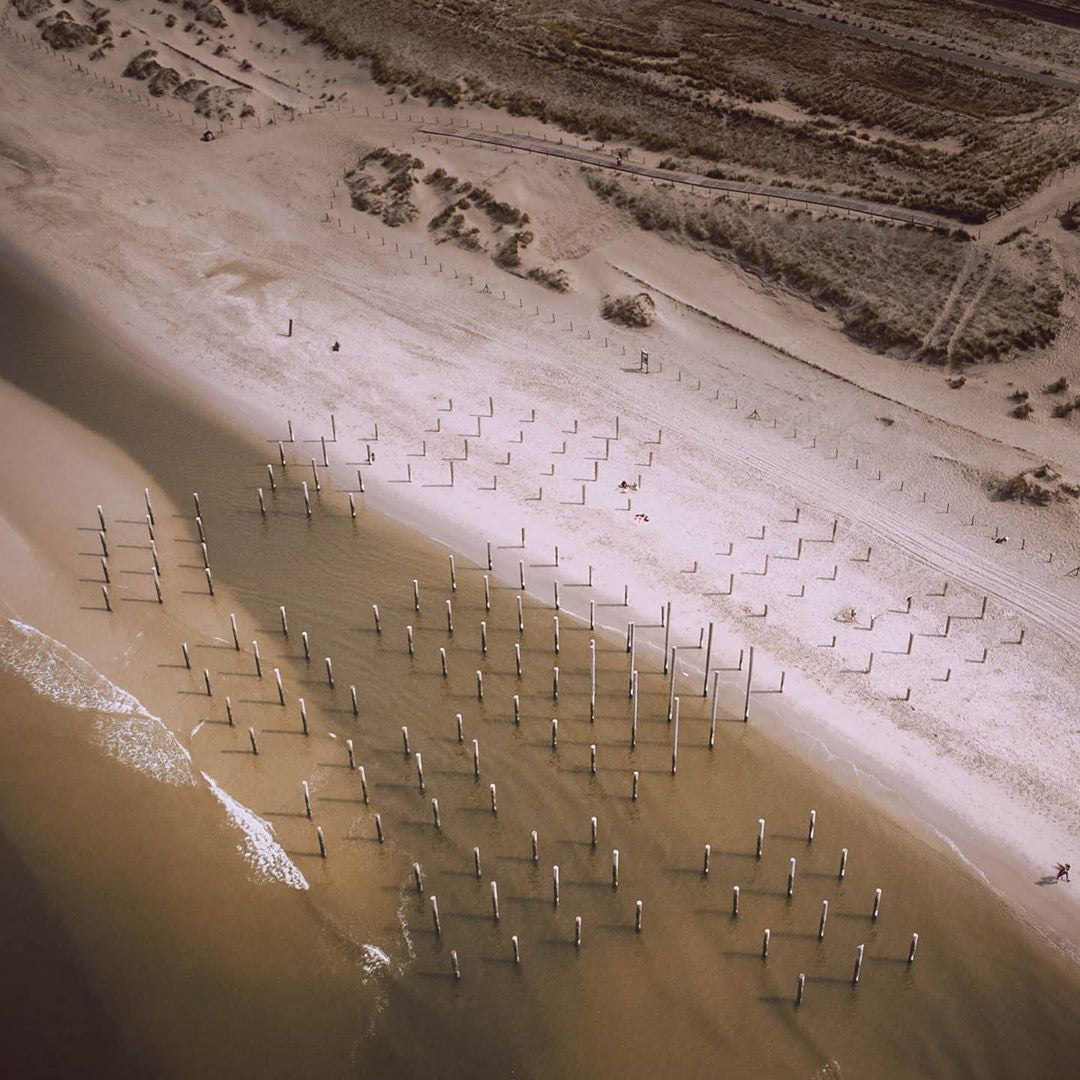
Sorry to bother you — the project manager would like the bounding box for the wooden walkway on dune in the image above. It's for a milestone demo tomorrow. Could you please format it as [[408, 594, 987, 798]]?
[[417, 126, 955, 231]]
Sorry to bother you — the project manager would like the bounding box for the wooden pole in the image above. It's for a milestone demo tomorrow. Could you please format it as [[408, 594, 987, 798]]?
[[631, 671, 639, 748], [743, 645, 755, 722], [274, 668, 285, 705], [552, 865, 560, 906], [703, 844, 711, 876], [612, 849, 620, 889], [671, 698, 680, 774], [358, 767, 369, 803], [852, 944, 864, 985], [872, 888, 882, 920], [709, 671, 720, 748], [787, 857, 796, 898], [819, 899, 829, 941], [668, 648, 677, 721], [635, 900, 643, 932], [757, 819, 765, 859], [252, 641, 262, 678], [807, 809, 816, 843], [702, 621, 714, 696], [839, 847, 848, 880], [762, 929, 770, 959], [632, 770, 639, 800]]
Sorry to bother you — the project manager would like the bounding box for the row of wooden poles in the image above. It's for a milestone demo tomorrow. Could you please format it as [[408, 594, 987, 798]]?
[[96, 479, 917, 999]]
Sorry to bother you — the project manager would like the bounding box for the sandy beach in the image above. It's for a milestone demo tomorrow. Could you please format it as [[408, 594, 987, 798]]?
[[1, 1, 1080, 1075]]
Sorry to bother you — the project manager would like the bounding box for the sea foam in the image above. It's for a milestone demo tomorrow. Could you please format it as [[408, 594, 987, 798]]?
[[203, 772, 310, 891], [0, 618, 195, 786]]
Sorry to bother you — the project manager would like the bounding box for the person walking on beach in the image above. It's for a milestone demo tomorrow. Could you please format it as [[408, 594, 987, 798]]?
[[1056, 863, 1071, 882]]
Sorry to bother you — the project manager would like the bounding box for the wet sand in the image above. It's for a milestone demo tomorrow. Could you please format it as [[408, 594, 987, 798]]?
[[2, 255, 1080, 1079]]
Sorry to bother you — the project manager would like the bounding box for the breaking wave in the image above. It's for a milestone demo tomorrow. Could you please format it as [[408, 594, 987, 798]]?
[[0, 618, 195, 786], [202, 771, 310, 891]]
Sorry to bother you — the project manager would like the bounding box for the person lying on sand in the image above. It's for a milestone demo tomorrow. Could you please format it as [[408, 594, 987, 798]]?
[[618, 480, 639, 491], [1056, 863, 1071, 882], [994, 535, 1008, 544]]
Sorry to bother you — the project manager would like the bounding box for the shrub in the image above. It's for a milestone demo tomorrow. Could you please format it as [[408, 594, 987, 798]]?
[[601, 292, 656, 327]]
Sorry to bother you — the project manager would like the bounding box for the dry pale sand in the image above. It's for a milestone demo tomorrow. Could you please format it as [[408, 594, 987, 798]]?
[[1, 1, 1078, 960]]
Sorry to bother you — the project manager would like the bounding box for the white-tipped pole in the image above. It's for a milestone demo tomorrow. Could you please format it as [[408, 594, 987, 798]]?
[[709, 671, 720, 748], [575, 916, 582, 948], [203, 668, 212, 696], [552, 865, 560, 906], [551, 717, 558, 749], [512, 935, 521, 963], [230, 613, 240, 650], [635, 900, 643, 932], [182, 642, 191, 670], [449, 555, 457, 591], [280, 605, 289, 635], [590, 816, 598, 847], [350, 685, 358, 716], [473, 846, 482, 879], [302, 781, 312, 818], [413, 578, 420, 611], [553, 616, 560, 654], [796, 973, 805, 1007], [476, 669, 484, 700], [852, 944, 865, 985], [413, 862, 423, 894], [872, 888, 882, 920], [757, 819, 766, 859], [552, 665, 559, 700], [472, 738, 481, 779], [480, 620, 488, 655], [274, 667, 285, 705], [456, 713, 464, 742], [819, 899, 829, 941], [372, 604, 381, 633], [632, 770, 639, 800], [252, 640, 262, 678], [703, 844, 711, 876], [432, 798, 441, 829], [325, 656, 334, 688], [248, 726, 259, 755], [490, 880, 500, 921], [612, 849, 620, 889], [407, 625, 414, 656], [431, 896, 441, 936], [316, 825, 326, 858], [731, 885, 740, 917], [446, 599, 454, 633], [489, 782, 497, 814], [346, 739, 355, 770], [483, 575, 490, 611], [671, 697, 680, 774], [589, 639, 596, 721], [301, 631, 311, 663], [416, 752, 425, 792], [440, 647, 448, 677], [762, 928, 770, 959], [631, 670, 639, 748], [358, 766, 369, 804], [908, 932, 919, 963], [839, 847, 849, 880], [225, 696, 233, 726], [787, 857, 796, 898], [743, 645, 755, 722], [531, 830, 539, 863], [375, 813, 384, 842], [401, 726, 411, 755], [299, 697, 308, 736], [808, 809, 816, 843], [517, 595, 524, 633]]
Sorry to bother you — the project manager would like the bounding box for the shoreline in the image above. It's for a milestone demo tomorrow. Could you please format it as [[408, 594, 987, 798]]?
[[0, 11, 1077, 970], [2, 235, 1077, 969]]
